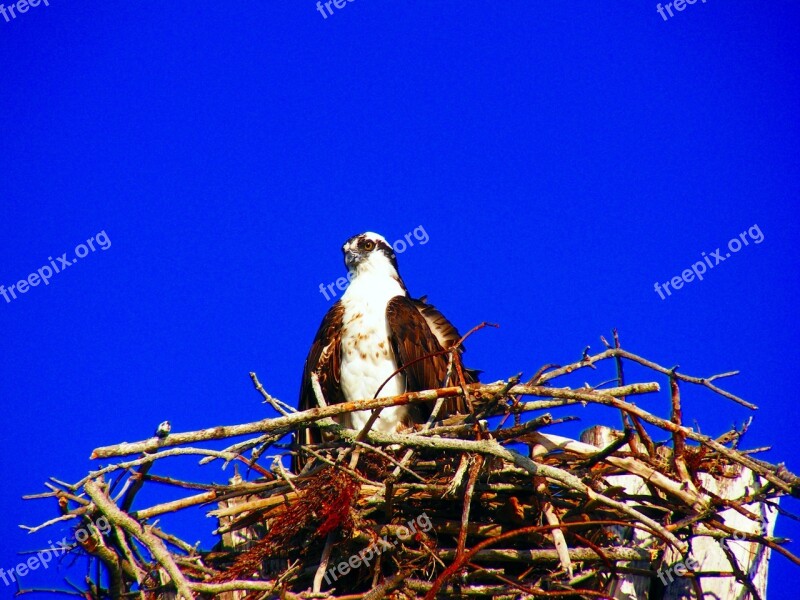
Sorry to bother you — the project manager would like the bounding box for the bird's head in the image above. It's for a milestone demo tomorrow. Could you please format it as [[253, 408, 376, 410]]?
[[342, 232, 399, 278]]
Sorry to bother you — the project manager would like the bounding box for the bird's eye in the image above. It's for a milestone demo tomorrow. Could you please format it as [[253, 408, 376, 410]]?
[[363, 240, 375, 251]]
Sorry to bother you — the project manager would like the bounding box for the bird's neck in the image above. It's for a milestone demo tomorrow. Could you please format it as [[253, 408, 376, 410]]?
[[343, 263, 407, 307]]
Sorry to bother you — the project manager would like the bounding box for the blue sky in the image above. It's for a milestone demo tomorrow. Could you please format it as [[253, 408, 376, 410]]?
[[1, 0, 798, 596]]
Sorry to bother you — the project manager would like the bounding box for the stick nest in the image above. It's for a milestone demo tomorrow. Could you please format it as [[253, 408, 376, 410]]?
[[21, 336, 800, 599]]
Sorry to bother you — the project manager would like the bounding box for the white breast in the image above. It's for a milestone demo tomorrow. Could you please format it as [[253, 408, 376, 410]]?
[[339, 271, 409, 433]]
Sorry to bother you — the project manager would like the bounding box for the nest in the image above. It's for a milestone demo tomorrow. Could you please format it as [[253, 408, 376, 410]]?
[[21, 337, 800, 599]]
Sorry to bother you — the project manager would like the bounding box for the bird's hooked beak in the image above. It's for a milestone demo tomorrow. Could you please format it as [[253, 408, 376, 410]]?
[[343, 242, 361, 271]]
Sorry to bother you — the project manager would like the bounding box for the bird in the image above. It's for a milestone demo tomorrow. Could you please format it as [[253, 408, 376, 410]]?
[[293, 232, 478, 473], [154, 421, 171, 439]]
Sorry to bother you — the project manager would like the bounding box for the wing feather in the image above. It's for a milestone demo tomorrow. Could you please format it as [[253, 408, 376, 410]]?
[[293, 301, 344, 473], [386, 296, 478, 421]]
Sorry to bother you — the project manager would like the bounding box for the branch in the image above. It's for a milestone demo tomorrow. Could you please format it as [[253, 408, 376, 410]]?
[[84, 479, 196, 600], [91, 381, 659, 459]]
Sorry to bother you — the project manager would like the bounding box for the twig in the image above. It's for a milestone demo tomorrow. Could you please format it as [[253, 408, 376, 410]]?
[[251, 371, 296, 416], [84, 478, 195, 600]]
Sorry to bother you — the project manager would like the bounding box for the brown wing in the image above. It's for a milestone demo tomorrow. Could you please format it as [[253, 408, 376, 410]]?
[[386, 296, 478, 422], [412, 296, 480, 384], [412, 296, 464, 349], [293, 301, 345, 474]]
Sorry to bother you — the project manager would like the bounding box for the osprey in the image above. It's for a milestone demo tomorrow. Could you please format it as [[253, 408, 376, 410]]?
[[293, 232, 477, 473]]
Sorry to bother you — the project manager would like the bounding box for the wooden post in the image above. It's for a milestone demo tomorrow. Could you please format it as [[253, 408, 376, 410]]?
[[581, 425, 777, 599]]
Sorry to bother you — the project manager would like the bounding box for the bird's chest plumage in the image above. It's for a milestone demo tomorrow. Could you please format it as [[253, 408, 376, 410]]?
[[339, 277, 408, 432]]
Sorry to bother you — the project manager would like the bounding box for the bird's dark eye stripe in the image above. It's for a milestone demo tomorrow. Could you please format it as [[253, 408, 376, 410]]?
[[357, 238, 392, 253], [374, 240, 393, 253]]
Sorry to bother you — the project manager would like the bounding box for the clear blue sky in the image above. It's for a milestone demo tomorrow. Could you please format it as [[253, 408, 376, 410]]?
[[1, 0, 798, 596]]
